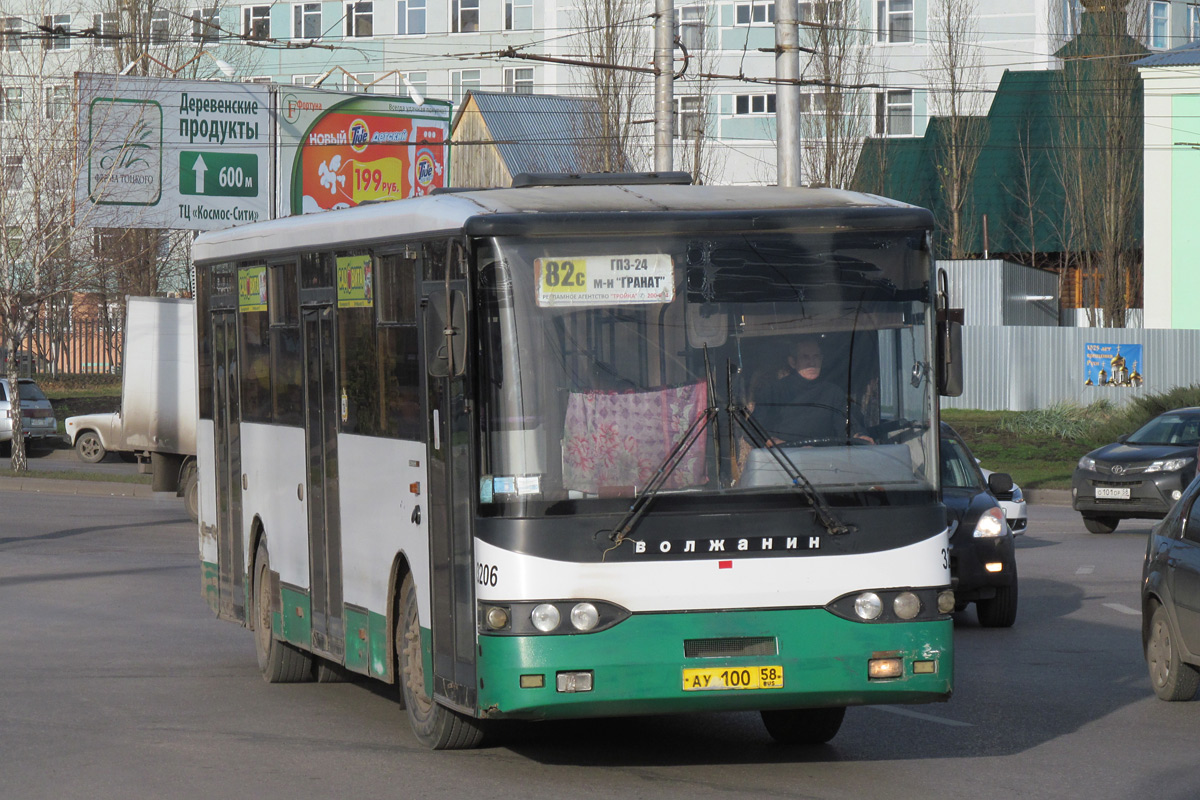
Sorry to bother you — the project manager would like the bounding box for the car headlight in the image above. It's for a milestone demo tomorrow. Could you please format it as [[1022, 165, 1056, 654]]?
[[1010, 483, 1024, 503], [1077, 456, 1096, 472], [1145, 457, 1194, 473], [973, 507, 1007, 538]]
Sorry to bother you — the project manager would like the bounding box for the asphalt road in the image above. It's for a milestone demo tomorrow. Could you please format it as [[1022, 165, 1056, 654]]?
[[2, 492, 1198, 800]]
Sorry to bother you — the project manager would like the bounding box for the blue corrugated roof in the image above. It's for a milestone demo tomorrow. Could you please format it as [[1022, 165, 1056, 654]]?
[[459, 92, 614, 174], [1134, 40, 1200, 67]]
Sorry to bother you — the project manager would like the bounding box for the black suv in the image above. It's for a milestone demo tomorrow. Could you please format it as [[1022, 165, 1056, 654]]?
[[941, 423, 1019, 628]]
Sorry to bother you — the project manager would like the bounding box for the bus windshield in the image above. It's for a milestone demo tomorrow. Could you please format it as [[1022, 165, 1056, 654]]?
[[476, 228, 937, 514]]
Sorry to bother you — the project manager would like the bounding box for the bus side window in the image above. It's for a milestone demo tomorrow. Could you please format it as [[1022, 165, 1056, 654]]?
[[378, 252, 422, 440], [239, 262, 272, 423], [269, 261, 302, 426]]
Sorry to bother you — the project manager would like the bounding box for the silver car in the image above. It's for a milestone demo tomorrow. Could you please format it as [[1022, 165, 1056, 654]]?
[[0, 378, 59, 451]]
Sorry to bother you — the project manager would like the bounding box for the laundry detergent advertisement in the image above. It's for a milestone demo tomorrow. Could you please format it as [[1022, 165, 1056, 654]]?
[[277, 88, 451, 216]]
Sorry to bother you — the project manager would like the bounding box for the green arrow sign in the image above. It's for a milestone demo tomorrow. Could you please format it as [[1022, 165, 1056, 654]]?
[[179, 151, 258, 197]]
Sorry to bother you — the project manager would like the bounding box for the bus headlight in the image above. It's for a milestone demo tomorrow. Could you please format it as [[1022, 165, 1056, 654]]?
[[531, 603, 561, 632], [854, 592, 883, 620], [893, 592, 921, 620], [484, 605, 510, 631], [570, 602, 599, 631], [937, 590, 956, 614]]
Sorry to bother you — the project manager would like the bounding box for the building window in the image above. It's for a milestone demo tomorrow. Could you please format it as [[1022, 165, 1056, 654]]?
[[1150, 1, 1170, 48], [674, 95, 701, 139], [875, 89, 913, 136], [1190, 3, 1200, 42], [397, 0, 426, 35], [243, 5, 271, 39], [735, 93, 775, 115], [402, 71, 427, 99], [192, 7, 220, 43], [44, 85, 70, 120], [505, 0, 532, 30], [451, 69, 480, 104], [678, 5, 705, 51], [91, 12, 119, 47], [875, 0, 913, 44], [293, 3, 321, 39], [0, 87, 22, 121], [150, 9, 171, 45], [354, 73, 375, 92], [452, 0, 479, 32], [42, 14, 71, 50], [3, 155, 23, 190], [2, 18, 21, 52], [346, 1, 373, 36], [504, 67, 533, 93], [735, 1, 773, 25]]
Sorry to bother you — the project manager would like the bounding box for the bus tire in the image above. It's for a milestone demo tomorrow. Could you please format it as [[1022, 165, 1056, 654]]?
[[760, 707, 846, 745], [396, 573, 485, 749], [254, 542, 312, 683], [314, 658, 348, 683]]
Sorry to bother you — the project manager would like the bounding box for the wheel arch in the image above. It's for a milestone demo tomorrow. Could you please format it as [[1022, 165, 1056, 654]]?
[[247, 514, 268, 630], [384, 551, 413, 685]]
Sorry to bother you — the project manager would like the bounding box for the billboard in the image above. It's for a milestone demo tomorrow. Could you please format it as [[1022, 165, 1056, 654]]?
[[76, 73, 271, 231], [1084, 342, 1145, 388], [276, 88, 452, 215]]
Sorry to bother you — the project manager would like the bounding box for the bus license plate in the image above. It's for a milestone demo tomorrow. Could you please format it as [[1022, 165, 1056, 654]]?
[[1095, 487, 1131, 500], [682, 666, 784, 691]]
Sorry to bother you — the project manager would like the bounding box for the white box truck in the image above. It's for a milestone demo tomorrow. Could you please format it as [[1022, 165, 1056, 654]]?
[[64, 296, 198, 518]]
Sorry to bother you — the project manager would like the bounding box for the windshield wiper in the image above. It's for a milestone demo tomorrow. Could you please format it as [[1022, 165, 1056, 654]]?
[[605, 360, 719, 555], [726, 362, 855, 537]]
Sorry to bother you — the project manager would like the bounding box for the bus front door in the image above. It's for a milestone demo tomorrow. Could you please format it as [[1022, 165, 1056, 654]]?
[[302, 303, 345, 660], [212, 309, 245, 623], [423, 278, 477, 713]]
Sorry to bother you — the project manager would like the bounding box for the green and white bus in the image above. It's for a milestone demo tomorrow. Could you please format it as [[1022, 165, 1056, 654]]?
[[194, 174, 961, 749]]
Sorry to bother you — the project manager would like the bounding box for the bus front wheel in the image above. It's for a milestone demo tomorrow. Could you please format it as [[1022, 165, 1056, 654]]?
[[760, 707, 846, 745], [396, 573, 485, 749], [253, 542, 312, 683]]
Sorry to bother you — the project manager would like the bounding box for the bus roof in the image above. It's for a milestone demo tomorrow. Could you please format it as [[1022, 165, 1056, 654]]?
[[192, 184, 931, 264]]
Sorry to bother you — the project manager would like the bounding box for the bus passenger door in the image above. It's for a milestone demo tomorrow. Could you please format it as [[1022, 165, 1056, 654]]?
[[422, 255, 477, 713], [302, 303, 345, 660], [211, 309, 245, 623]]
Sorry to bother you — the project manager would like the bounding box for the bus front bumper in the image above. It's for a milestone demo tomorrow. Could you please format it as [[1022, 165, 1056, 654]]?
[[475, 607, 952, 720]]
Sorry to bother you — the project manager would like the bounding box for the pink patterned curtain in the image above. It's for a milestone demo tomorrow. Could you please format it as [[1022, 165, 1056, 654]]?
[[562, 381, 708, 494]]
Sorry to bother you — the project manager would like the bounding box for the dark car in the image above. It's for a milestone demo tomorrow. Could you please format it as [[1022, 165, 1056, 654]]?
[[941, 422, 1019, 628], [1141, 475, 1200, 700], [1073, 408, 1200, 534]]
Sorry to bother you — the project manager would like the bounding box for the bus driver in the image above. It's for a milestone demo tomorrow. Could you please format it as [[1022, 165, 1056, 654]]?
[[751, 335, 873, 446]]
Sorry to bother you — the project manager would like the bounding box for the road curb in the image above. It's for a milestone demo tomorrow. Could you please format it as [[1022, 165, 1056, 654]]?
[[1025, 488, 1072, 507], [0, 476, 155, 498]]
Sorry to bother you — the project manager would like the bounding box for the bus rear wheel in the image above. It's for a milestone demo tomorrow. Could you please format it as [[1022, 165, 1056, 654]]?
[[396, 573, 485, 749], [760, 707, 846, 745], [253, 542, 312, 683]]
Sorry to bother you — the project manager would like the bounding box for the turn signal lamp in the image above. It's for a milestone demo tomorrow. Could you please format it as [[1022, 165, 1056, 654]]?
[[985, 562, 1004, 573]]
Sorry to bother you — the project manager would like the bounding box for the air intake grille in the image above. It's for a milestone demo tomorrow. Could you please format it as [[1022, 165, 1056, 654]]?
[[684, 636, 777, 659]]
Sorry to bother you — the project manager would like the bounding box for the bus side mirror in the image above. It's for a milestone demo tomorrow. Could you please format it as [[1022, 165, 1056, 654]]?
[[425, 289, 468, 378], [937, 316, 963, 398]]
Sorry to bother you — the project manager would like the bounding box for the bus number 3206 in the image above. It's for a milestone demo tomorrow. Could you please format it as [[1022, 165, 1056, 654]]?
[[477, 563, 498, 587]]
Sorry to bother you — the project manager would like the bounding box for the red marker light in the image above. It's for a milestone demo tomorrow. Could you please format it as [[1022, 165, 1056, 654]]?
[[719, 560, 732, 569]]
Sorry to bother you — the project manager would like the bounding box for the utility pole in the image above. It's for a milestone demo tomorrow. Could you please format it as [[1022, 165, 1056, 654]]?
[[775, 0, 801, 186], [654, 0, 674, 172]]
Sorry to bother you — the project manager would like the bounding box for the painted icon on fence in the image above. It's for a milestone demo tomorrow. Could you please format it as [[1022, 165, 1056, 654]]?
[[1084, 343, 1143, 387]]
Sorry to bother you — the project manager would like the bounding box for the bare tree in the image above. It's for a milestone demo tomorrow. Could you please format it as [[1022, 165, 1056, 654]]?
[[798, 2, 877, 189], [1053, 0, 1145, 327], [0, 21, 103, 469], [567, 0, 652, 170], [926, 0, 987, 258], [673, 2, 722, 183]]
